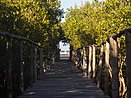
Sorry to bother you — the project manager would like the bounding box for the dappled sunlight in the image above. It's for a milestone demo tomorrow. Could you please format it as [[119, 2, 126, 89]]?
[[65, 89, 80, 93], [18, 61, 111, 98], [27, 92, 36, 95]]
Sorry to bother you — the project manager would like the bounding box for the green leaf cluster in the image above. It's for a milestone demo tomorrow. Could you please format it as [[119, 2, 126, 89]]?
[[62, 0, 131, 50]]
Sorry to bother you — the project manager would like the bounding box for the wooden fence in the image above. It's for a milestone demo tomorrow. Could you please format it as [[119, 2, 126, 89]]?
[[73, 28, 131, 98], [0, 32, 45, 98]]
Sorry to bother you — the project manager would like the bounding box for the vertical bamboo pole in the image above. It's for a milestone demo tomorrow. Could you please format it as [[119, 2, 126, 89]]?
[[34, 46, 37, 81], [105, 41, 110, 95], [117, 39, 126, 97], [92, 45, 96, 79], [109, 37, 119, 98], [97, 45, 104, 88], [39, 47, 43, 78], [82, 47, 87, 77], [30, 44, 33, 85], [88, 46, 92, 78], [6, 37, 13, 98], [69, 45, 73, 61], [80, 49, 83, 69], [19, 40, 24, 92], [126, 32, 131, 98]]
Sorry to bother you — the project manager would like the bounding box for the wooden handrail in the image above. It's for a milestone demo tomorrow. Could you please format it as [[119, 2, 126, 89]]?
[[0, 31, 45, 98], [73, 28, 131, 98], [0, 31, 43, 48]]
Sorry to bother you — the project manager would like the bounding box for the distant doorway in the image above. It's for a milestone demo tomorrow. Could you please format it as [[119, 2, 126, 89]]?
[[59, 40, 70, 60]]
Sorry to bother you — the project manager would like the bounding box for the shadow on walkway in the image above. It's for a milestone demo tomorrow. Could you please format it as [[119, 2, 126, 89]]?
[[18, 61, 110, 98]]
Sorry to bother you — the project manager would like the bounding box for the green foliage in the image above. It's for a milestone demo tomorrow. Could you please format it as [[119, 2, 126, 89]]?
[[0, 0, 63, 50], [62, 0, 131, 50]]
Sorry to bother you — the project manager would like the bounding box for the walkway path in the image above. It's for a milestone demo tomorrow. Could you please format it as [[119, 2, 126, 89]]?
[[18, 61, 110, 98]]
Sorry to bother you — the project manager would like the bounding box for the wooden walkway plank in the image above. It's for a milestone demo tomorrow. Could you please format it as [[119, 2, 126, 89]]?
[[18, 61, 110, 98]]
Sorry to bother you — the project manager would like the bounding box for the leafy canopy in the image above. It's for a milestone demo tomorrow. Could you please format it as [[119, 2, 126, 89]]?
[[62, 0, 131, 50], [0, 0, 64, 52]]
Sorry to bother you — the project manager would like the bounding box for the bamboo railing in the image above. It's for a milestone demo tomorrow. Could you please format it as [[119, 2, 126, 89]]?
[[0, 31, 46, 98], [73, 28, 131, 98]]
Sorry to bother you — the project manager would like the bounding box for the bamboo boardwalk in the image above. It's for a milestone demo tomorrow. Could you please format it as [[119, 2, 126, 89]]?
[[18, 61, 110, 98]]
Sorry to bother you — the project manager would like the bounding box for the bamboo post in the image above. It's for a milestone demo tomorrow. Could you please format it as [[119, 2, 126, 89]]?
[[97, 45, 104, 88], [105, 41, 110, 95], [39, 47, 43, 78], [126, 32, 131, 98], [82, 47, 87, 77], [117, 39, 126, 97], [34, 46, 38, 81], [6, 37, 13, 98], [92, 45, 96, 79], [30, 44, 33, 85], [80, 49, 83, 68], [52, 51, 55, 65], [88, 46, 92, 78], [69, 45, 73, 61], [81, 48, 83, 70], [19, 40, 24, 92], [109, 37, 119, 98]]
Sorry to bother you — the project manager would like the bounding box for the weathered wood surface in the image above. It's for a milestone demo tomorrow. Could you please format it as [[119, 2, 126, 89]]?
[[18, 61, 110, 98], [6, 37, 13, 98], [97, 45, 103, 88], [109, 37, 119, 98], [88, 46, 92, 79], [104, 41, 110, 95], [126, 32, 131, 98]]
